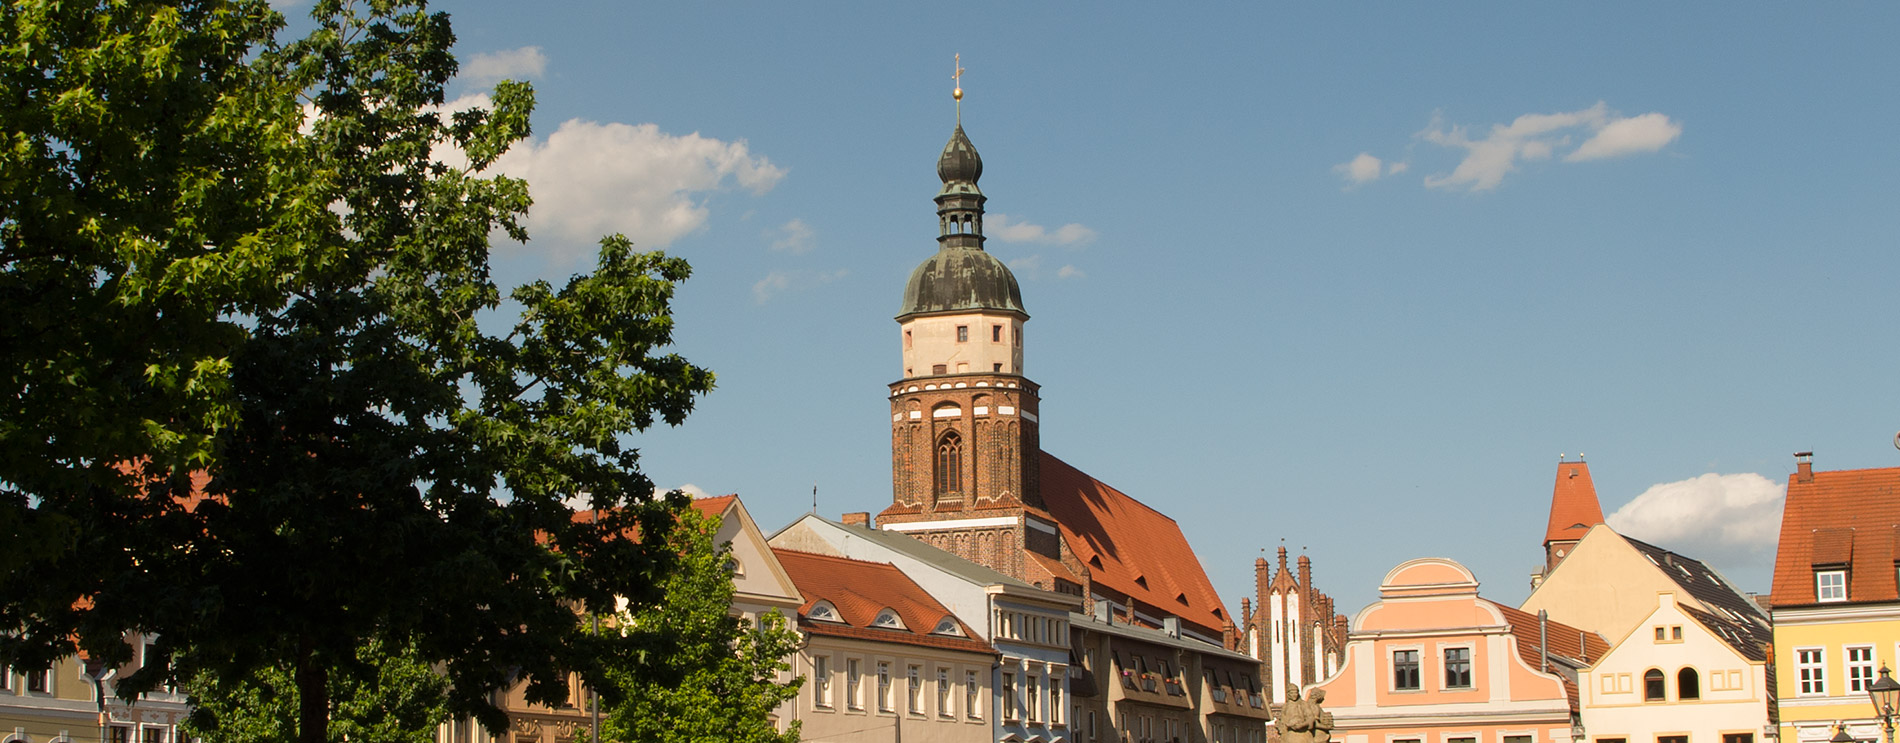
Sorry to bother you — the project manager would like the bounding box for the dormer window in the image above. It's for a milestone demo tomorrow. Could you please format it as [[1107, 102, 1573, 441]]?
[[874, 608, 907, 629], [1817, 569, 1848, 602], [932, 617, 964, 636], [808, 601, 842, 623]]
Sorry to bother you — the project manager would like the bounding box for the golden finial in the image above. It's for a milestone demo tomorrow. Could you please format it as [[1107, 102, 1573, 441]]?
[[952, 54, 965, 124]]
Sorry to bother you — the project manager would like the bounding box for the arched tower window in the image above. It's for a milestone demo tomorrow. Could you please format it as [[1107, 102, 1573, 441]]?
[[936, 431, 963, 496], [1643, 668, 1665, 701], [1677, 667, 1699, 700]]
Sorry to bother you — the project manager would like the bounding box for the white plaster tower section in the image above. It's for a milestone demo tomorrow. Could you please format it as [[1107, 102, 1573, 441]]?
[[900, 313, 1024, 379], [1269, 593, 1287, 704], [1313, 621, 1325, 683], [1287, 595, 1303, 691]]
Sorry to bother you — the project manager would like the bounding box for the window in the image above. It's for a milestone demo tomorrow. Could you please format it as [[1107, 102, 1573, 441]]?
[[1014, 326, 1021, 347], [1597, 739, 1628, 743], [1798, 648, 1826, 695], [1050, 671, 1063, 725], [1672, 625, 1683, 640], [0, 665, 8, 691], [994, 363, 1003, 372], [1089, 710, 1097, 741], [814, 656, 833, 708], [1447, 738, 1475, 743], [1818, 569, 1848, 602], [905, 330, 913, 349], [24, 668, 48, 693], [937, 668, 952, 717], [956, 325, 969, 342], [1724, 735, 1755, 743], [1678, 667, 1700, 700], [932, 364, 947, 375], [1644, 668, 1666, 701], [142, 728, 167, 743], [877, 661, 893, 712], [1850, 645, 1876, 692], [966, 670, 981, 720], [109, 728, 131, 743], [1659, 737, 1688, 743], [847, 659, 863, 710], [1027, 672, 1041, 722], [993, 325, 1003, 342], [1655, 626, 1666, 641], [1392, 649, 1420, 690], [908, 665, 923, 714], [935, 431, 962, 496], [1443, 647, 1472, 688], [1504, 737, 1532, 743], [1003, 672, 1018, 720]]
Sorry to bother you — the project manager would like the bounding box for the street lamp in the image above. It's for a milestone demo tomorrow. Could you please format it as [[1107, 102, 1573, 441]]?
[[1868, 665, 1900, 743], [1832, 723, 1856, 743]]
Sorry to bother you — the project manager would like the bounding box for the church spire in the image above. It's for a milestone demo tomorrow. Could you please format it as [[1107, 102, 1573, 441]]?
[[1542, 455, 1604, 575], [936, 58, 986, 251]]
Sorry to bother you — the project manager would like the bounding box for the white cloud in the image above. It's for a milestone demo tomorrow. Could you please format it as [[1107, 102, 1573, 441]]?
[[1416, 102, 1680, 191], [463, 46, 548, 86], [989, 214, 1096, 246], [767, 218, 815, 254], [1056, 265, 1085, 280], [1567, 112, 1683, 161], [665, 483, 711, 499], [1387, 161, 1409, 176], [1006, 254, 1044, 278], [429, 93, 783, 262], [1336, 152, 1386, 185], [562, 482, 709, 510], [1606, 472, 1785, 574], [753, 268, 847, 303]]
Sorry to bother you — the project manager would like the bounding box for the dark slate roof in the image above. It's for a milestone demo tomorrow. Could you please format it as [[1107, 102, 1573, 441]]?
[[937, 125, 983, 185], [898, 247, 1025, 319], [1625, 536, 1773, 658]]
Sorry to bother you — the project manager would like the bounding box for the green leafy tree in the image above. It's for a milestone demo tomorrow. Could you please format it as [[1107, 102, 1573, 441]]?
[[1, 2, 714, 743], [604, 506, 803, 743], [183, 638, 450, 743]]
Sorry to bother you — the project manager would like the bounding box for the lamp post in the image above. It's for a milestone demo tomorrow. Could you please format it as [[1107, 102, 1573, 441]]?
[[1832, 723, 1856, 743], [1868, 665, 1900, 743]]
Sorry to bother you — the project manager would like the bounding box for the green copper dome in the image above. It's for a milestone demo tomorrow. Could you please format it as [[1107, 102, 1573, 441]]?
[[898, 125, 1025, 319]]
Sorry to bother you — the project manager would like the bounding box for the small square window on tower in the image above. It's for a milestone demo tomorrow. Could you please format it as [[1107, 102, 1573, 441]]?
[[932, 364, 947, 375], [956, 325, 969, 342]]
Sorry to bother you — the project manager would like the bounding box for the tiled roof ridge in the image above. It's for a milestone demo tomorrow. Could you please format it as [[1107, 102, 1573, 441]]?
[[1678, 603, 1770, 662], [1798, 464, 1900, 477]]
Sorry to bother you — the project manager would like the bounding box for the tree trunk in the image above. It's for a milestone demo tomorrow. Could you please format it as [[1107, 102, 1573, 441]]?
[[296, 639, 329, 743]]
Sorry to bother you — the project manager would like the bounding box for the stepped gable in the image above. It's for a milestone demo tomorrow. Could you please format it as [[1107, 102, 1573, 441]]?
[[1544, 460, 1604, 546], [1039, 451, 1229, 635], [773, 548, 994, 654], [1770, 463, 1900, 606]]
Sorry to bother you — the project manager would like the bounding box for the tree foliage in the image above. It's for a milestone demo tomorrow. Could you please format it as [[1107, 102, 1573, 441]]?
[[604, 507, 803, 743], [183, 638, 450, 743], [1, 2, 714, 742]]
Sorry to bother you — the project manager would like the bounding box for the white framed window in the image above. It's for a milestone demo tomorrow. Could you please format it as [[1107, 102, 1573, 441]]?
[[1392, 648, 1421, 690], [1002, 671, 1018, 720], [965, 669, 981, 720], [1027, 671, 1042, 723], [936, 667, 952, 718], [1050, 669, 1064, 725], [814, 655, 833, 708], [140, 727, 168, 743], [877, 661, 893, 712], [1443, 646, 1473, 689], [1818, 570, 1848, 602], [1797, 647, 1826, 696], [847, 658, 863, 710], [1849, 645, 1876, 693], [23, 668, 49, 694]]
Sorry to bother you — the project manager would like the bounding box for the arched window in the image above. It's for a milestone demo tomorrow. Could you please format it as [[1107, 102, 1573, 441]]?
[[1678, 667, 1700, 700], [936, 431, 963, 496], [1644, 668, 1666, 701]]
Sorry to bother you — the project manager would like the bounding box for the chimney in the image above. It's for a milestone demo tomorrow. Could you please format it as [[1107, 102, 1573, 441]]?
[[1163, 617, 1182, 639], [1795, 452, 1814, 483], [841, 512, 870, 526], [1093, 599, 1113, 623]]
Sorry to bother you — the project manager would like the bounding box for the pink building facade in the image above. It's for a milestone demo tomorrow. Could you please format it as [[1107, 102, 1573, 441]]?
[[1312, 558, 1605, 743]]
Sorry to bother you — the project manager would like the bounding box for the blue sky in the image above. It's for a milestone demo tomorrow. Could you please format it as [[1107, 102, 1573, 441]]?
[[409, 3, 1899, 615]]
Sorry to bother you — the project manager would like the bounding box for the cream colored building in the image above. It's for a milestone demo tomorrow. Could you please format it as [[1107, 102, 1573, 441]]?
[[0, 635, 190, 743], [1521, 524, 1773, 743]]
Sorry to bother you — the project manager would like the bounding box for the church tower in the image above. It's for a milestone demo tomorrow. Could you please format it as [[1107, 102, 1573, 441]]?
[[876, 86, 1056, 581], [1537, 456, 1604, 583]]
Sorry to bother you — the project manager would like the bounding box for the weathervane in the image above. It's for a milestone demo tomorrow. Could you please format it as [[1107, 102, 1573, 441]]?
[[952, 53, 966, 124]]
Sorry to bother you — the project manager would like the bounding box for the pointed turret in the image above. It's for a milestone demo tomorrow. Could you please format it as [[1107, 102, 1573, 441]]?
[[1542, 457, 1604, 575]]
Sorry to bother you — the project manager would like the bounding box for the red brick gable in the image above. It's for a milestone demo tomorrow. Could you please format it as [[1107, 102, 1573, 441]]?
[[1544, 460, 1604, 546], [1770, 464, 1900, 607], [1039, 451, 1229, 636], [772, 548, 993, 654]]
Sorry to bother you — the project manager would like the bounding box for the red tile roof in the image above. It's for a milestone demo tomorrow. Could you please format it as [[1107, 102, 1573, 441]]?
[[1488, 600, 1609, 713], [1544, 460, 1604, 545], [1039, 451, 1229, 636], [773, 548, 994, 655], [1770, 464, 1900, 607], [691, 495, 736, 520]]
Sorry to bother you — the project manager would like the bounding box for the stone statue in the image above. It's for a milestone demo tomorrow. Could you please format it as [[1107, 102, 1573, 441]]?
[[1310, 689, 1333, 743], [1274, 684, 1320, 743]]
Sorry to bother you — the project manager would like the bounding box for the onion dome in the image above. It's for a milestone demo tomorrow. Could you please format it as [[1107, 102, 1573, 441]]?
[[937, 126, 983, 186], [898, 123, 1026, 320]]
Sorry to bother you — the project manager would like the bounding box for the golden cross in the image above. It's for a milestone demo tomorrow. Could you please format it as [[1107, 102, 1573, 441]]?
[[952, 54, 965, 123]]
